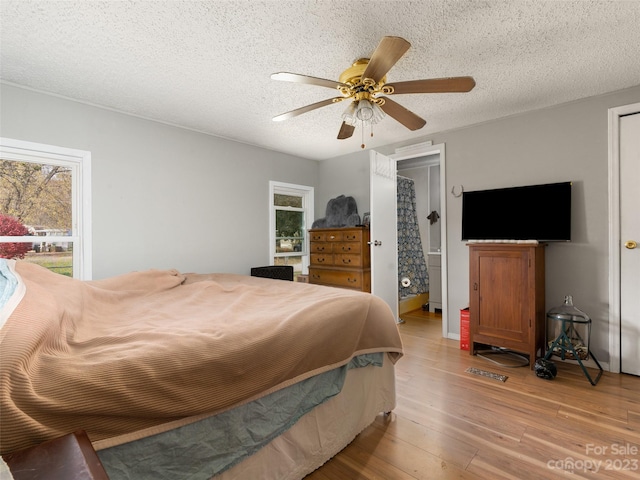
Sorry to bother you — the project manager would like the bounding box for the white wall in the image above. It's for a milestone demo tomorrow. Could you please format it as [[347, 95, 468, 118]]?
[[315, 154, 370, 222], [0, 84, 319, 279], [317, 85, 640, 364]]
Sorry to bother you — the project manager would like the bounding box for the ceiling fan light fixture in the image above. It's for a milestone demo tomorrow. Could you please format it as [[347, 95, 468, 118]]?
[[342, 101, 358, 126], [341, 99, 386, 149], [344, 99, 385, 126], [355, 99, 374, 122], [367, 100, 385, 124]]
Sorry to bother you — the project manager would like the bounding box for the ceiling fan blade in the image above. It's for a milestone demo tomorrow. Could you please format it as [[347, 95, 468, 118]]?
[[386, 76, 476, 94], [271, 72, 347, 90], [379, 98, 426, 131], [362, 36, 411, 83], [337, 122, 355, 139], [273, 97, 344, 121]]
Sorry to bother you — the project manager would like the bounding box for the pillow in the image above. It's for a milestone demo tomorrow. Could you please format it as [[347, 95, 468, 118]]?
[[0, 259, 24, 329]]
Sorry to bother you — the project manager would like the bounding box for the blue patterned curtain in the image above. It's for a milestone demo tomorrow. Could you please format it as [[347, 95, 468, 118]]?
[[397, 177, 429, 298]]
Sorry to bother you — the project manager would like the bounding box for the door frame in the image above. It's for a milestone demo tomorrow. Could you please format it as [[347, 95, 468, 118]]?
[[607, 102, 640, 373], [391, 142, 449, 339]]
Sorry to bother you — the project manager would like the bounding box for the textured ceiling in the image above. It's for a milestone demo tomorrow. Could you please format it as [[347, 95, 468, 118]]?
[[1, 1, 639, 161]]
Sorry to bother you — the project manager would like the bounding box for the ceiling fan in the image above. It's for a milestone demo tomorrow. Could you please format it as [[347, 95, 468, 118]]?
[[271, 36, 476, 147]]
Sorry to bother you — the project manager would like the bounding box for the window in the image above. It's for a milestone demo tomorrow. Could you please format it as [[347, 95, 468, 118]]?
[[269, 181, 314, 278], [0, 138, 92, 279]]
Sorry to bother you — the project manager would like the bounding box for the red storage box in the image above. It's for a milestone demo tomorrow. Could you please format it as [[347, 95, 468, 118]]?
[[460, 308, 470, 350]]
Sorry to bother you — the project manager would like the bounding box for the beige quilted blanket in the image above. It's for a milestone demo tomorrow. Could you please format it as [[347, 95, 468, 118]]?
[[0, 262, 402, 454]]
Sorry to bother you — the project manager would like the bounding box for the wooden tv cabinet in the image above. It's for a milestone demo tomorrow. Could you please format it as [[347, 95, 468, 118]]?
[[468, 243, 546, 369]]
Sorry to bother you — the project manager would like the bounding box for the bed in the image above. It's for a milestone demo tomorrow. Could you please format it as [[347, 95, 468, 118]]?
[[0, 259, 403, 479]]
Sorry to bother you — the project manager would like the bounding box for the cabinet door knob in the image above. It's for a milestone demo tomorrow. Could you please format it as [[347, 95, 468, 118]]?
[[473, 282, 478, 291]]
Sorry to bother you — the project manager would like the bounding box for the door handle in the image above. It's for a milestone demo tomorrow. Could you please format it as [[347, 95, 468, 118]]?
[[367, 240, 382, 246], [625, 240, 637, 249]]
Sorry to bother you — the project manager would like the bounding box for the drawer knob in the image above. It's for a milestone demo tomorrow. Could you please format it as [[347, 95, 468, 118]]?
[[347, 277, 356, 283], [342, 258, 351, 264]]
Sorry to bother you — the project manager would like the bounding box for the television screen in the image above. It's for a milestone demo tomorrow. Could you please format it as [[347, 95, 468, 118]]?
[[461, 182, 571, 241]]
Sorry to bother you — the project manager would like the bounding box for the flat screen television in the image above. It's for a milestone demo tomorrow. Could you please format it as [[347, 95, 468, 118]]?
[[461, 181, 571, 242]]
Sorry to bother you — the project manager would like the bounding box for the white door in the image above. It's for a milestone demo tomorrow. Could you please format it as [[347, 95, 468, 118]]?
[[369, 150, 399, 321], [620, 112, 640, 376]]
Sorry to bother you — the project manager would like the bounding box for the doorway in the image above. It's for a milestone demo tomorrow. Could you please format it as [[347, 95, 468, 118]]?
[[370, 142, 449, 339], [397, 154, 440, 316], [608, 102, 640, 375]]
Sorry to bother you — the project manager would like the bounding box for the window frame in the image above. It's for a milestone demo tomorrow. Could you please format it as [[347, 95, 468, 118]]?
[[0, 137, 92, 279], [269, 181, 314, 274]]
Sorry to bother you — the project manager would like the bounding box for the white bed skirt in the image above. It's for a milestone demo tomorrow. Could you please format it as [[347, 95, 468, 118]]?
[[213, 353, 396, 480]]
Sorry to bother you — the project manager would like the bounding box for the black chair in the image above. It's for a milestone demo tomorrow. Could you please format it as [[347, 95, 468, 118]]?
[[250, 265, 294, 281]]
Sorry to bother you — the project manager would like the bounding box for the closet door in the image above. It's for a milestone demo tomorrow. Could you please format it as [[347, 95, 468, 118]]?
[[620, 112, 640, 376]]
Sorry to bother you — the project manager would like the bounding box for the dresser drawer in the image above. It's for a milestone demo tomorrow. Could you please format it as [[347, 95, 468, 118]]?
[[334, 242, 361, 254], [310, 231, 343, 242], [342, 230, 363, 242], [309, 268, 370, 291], [310, 242, 332, 253], [310, 253, 334, 265], [333, 253, 365, 268], [310, 231, 327, 242]]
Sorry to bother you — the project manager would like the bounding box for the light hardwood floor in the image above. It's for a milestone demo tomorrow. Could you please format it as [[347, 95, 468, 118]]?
[[306, 310, 640, 479]]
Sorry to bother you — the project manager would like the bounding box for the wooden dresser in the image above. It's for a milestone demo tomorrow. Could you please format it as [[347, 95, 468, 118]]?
[[309, 227, 370, 292]]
